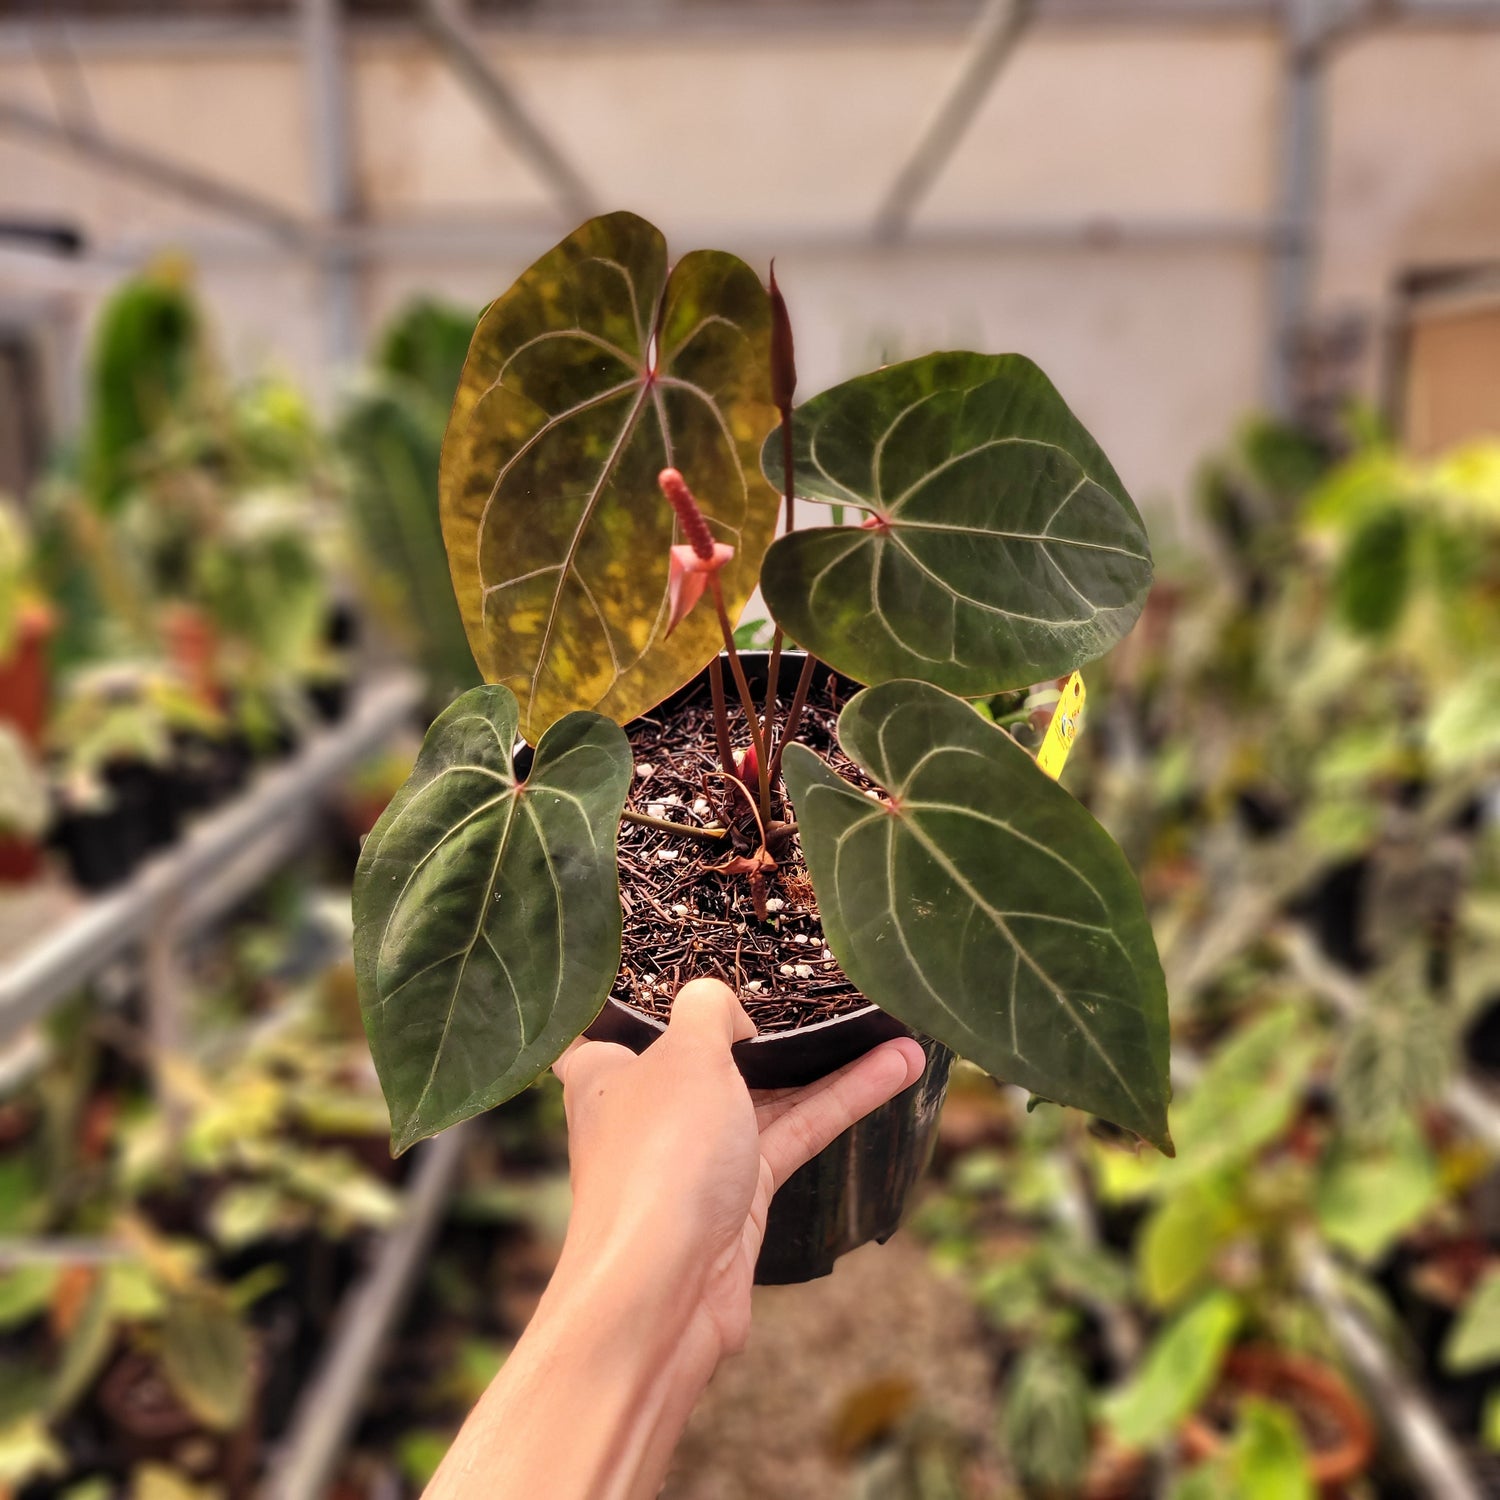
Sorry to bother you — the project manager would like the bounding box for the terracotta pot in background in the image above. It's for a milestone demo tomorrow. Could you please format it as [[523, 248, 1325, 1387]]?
[[1082, 1432, 1150, 1500], [0, 602, 54, 882], [0, 599, 54, 749], [0, 837, 43, 883], [162, 601, 221, 709], [1179, 1345, 1374, 1491]]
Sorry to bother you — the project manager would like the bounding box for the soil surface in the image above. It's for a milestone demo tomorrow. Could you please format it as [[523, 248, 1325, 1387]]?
[[662, 1231, 1003, 1500], [612, 672, 882, 1033]]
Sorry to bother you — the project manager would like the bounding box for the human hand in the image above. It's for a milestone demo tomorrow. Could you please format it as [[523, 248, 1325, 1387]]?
[[425, 981, 925, 1500], [553, 978, 927, 1364]]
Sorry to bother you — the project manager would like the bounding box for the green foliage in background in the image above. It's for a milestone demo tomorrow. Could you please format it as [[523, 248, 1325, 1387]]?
[[1103, 1290, 1241, 1450], [338, 375, 479, 705], [999, 1344, 1092, 1494], [376, 296, 477, 415], [83, 261, 203, 515], [0, 499, 32, 658], [337, 297, 484, 707], [1168, 1400, 1313, 1500]]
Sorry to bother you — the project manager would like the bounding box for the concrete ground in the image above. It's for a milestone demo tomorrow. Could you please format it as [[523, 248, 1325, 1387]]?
[[663, 1231, 1003, 1500]]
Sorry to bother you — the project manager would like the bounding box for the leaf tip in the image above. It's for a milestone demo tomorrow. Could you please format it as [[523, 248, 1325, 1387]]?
[[1138, 1114, 1175, 1158], [389, 1119, 427, 1158]]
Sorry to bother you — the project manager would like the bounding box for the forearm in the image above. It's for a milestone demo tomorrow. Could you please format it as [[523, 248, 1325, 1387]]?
[[424, 1235, 718, 1500]]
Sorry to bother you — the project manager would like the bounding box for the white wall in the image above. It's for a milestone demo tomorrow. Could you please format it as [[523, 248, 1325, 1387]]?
[[2, 14, 1499, 520]]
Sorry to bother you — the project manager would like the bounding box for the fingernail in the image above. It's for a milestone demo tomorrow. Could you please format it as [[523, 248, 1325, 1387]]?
[[875, 1040, 922, 1087]]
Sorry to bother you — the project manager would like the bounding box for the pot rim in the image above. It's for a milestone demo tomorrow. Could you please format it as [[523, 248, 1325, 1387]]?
[[601, 989, 891, 1050]]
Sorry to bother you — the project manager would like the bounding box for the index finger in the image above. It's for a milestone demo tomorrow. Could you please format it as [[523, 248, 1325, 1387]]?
[[759, 1038, 926, 1190]]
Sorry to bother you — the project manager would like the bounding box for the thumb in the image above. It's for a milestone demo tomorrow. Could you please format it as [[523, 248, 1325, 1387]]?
[[666, 976, 757, 1053]]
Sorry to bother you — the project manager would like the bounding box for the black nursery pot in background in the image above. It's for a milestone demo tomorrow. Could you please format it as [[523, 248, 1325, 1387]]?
[[585, 651, 956, 1285], [104, 759, 182, 851], [50, 791, 149, 891], [49, 755, 178, 892]]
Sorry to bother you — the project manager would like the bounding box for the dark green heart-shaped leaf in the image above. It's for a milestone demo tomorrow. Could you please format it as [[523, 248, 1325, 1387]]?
[[441, 211, 780, 741], [354, 685, 631, 1151], [761, 352, 1152, 693], [782, 679, 1171, 1150]]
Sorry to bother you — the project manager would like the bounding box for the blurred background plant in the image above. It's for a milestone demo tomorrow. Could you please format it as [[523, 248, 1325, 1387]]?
[[335, 297, 480, 713]]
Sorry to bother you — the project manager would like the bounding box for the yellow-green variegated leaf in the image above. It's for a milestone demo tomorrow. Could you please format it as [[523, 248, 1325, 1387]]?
[[441, 211, 779, 741], [353, 685, 631, 1151], [783, 679, 1171, 1151], [159, 1290, 252, 1431], [761, 352, 1152, 694]]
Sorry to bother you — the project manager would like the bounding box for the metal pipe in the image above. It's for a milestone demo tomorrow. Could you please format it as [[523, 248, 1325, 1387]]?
[[10, 1, 1500, 59], [873, 0, 1038, 243], [0, 4, 1296, 61], [1264, 0, 1326, 419], [1261, 0, 1405, 418], [1298, 1237, 1486, 1500], [0, 95, 317, 251], [300, 0, 361, 362], [261, 1123, 472, 1500], [0, 1237, 134, 1267], [319, 210, 1278, 257], [414, 0, 595, 224], [4, 212, 1276, 279], [1278, 924, 1500, 1155], [0, 673, 423, 1046]]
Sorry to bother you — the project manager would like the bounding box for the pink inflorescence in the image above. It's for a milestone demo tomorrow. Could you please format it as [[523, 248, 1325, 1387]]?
[[659, 468, 735, 637], [658, 468, 718, 563]]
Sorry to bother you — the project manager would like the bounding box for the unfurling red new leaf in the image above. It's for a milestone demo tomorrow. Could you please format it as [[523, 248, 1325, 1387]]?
[[768, 262, 796, 411], [353, 685, 632, 1152], [782, 679, 1171, 1151]]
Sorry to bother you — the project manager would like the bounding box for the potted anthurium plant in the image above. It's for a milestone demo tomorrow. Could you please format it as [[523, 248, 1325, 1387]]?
[[353, 211, 1172, 1283]]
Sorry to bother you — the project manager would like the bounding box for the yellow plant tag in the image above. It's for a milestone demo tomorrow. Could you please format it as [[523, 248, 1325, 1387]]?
[[1036, 672, 1086, 780]]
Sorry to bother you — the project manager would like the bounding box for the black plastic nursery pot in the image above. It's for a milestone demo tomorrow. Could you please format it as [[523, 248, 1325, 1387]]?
[[50, 756, 188, 891], [584, 652, 955, 1286], [50, 794, 149, 892], [171, 727, 259, 814], [589, 997, 953, 1285], [104, 758, 183, 851], [305, 675, 351, 725]]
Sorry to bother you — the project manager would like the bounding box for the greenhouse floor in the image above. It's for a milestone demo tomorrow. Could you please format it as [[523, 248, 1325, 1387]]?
[[665, 1231, 1003, 1498]]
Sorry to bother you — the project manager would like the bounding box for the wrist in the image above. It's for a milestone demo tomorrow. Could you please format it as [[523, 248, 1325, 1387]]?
[[435, 1230, 718, 1500], [554, 1189, 715, 1329], [548, 1208, 726, 1406], [485, 1232, 716, 1500]]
